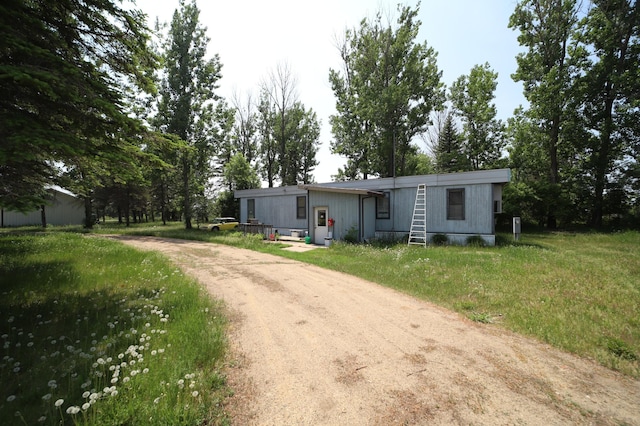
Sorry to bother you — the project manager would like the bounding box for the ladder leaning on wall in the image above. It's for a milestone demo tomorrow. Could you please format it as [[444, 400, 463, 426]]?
[[408, 184, 427, 247]]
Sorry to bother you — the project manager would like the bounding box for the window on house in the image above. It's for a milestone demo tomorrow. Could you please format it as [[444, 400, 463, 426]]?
[[296, 196, 306, 219], [376, 192, 390, 219], [447, 189, 465, 220], [247, 199, 255, 220]]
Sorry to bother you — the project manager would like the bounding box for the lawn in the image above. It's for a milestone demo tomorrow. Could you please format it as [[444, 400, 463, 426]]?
[[1, 223, 638, 425], [0, 231, 230, 425]]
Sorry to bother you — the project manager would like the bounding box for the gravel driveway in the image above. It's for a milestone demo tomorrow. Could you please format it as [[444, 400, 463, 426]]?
[[111, 236, 640, 425]]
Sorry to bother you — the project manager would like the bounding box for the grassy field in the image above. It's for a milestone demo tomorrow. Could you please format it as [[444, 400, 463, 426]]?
[[0, 231, 229, 425], [1, 222, 638, 425]]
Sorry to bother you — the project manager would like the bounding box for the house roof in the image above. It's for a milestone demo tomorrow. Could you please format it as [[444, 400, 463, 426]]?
[[297, 184, 385, 197], [234, 168, 511, 199]]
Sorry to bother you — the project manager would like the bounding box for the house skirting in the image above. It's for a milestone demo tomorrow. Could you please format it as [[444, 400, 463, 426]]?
[[374, 231, 409, 241], [427, 233, 496, 246], [373, 231, 496, 246]]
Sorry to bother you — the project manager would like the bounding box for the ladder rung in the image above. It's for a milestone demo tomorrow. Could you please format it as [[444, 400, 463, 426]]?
[[409, 184, 427, 247]]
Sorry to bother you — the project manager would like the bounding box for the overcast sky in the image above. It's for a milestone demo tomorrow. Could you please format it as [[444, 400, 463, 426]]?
[[135, 0, 526, 183]]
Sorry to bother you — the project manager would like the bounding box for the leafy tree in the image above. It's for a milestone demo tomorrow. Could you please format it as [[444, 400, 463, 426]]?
[[509, 0, 580, 228], [256, 91, 278, 187], [280, 103, 321, 185], [215, 153, 260, 219], [144, 132, 187, 225], [257, 67, 320, 187], [212, 100, 237, 187], [434, 113, 468, 173], [262, 63, 299, 185], [406, 152, 434, 175], [576, 0, 640, 227], [0, 0, 156, 216], [449, 63, 506, 170], [223, 153, 261, 191], [155, 0, 222, 229], [231, 91, 259, 165], [329, 3, 445, 178]]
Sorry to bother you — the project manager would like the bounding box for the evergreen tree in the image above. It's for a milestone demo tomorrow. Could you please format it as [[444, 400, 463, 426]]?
[[434, 114, 468, 173], [0, 0, 156, 215]]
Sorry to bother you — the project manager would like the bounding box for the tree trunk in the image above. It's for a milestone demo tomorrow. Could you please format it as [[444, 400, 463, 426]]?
[[125, 188, 130, 227], [547, 114, 560, 229], [160, 180, 167, 226], [183, 157, 192, 229], [40, 205, 47, 228], [84, 196, 93, 229], [592, 87, 615, 229]]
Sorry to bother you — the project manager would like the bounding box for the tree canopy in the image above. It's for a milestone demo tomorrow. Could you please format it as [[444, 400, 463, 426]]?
[[0, 0, 156, 212], [154, 0, 222, 229], [508, 0, 640, 228], [329, 3, 445, 179], [449, 63, 505, 171]]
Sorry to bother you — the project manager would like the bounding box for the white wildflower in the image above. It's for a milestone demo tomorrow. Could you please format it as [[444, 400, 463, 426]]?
[[66, 406, 80, 415]]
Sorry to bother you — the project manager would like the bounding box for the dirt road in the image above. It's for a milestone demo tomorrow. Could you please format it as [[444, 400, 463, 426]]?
[[111, 236, 639, 425]]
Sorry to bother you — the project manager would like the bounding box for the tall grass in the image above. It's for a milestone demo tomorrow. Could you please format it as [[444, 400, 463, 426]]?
[[0, 232, 229, 425]]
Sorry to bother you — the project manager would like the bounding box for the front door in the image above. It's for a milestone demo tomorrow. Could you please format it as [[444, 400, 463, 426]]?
[[314, 207, 328, 244], [362, 197, 376, 241]]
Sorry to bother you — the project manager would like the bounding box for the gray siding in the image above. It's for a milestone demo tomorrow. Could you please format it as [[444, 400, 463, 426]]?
[[308, 192, 360, 241], [241, 194, 308, 235], [374, 184, 494, 236], [427, 184, 493, 234], [375, 187, 415, 233]]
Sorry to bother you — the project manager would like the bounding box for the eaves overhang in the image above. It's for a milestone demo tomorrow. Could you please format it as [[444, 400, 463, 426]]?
[[297, 184, 385, 197]]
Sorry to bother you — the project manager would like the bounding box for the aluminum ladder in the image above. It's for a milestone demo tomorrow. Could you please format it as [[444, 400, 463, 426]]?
[[408, 184, 427, 247]]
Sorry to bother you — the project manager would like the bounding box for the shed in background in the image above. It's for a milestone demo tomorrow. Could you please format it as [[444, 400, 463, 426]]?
[[1, 187, 84, 227]]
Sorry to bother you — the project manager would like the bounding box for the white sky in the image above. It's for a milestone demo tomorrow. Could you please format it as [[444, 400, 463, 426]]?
[[135, 0, 526, 184]]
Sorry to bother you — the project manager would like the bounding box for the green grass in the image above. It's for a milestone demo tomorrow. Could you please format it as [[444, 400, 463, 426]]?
[[0, 232, 230, 425]]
